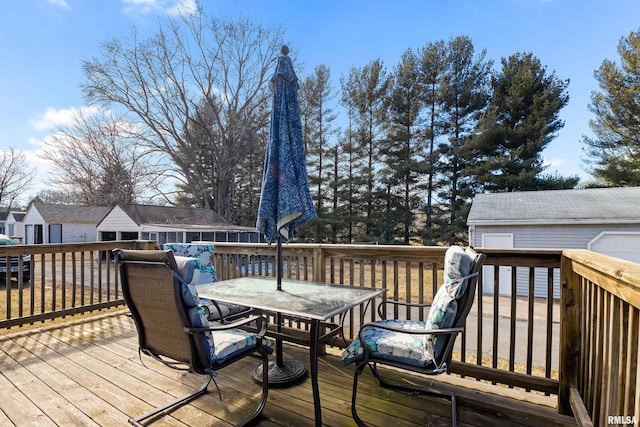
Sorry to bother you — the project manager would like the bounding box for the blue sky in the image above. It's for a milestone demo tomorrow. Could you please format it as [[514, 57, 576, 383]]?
[[1, 0, 639, 199]]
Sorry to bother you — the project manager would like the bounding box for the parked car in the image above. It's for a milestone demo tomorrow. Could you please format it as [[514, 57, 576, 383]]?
[[0, 234, 30, 284]]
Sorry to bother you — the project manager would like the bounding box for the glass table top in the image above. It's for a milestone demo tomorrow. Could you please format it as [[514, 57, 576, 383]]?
[[196, 276, 386, 320]]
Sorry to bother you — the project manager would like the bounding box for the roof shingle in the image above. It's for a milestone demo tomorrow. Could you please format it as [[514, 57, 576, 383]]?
[[468, 187, 640, 225]]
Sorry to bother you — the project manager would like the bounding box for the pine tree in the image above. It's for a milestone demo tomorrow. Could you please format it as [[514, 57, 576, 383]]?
[[437, 36, 492, 243], [583, 28, 640, 186], [343, 60, 390, 240], [299, 65, 337, 241], [339, 74, 367, 243], [381, 49, 426, 244], [418, 40, 448, 234], [471, 52, 571, 192]]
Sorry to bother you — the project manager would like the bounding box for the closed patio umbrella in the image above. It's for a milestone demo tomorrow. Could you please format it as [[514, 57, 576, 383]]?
[[254, 45, 317, 385]]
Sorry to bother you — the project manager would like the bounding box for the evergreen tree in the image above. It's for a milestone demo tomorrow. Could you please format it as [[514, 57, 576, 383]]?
[[471, 52, 572, 191], [417, 40, 448, 234], [340, 69, 368, 242], [583, 28, 640, 186], [437, 36, 492, 243], [381, 49, 426, 244], [299, 65, 337, 241], [343, 60, 390, 240]]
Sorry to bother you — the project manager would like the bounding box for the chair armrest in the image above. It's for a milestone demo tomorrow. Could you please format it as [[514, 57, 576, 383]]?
[[360, 321, 463, 337], [185, 314, 268, 339], [205, 300, 226, 322], [377, 300, 432, 319]]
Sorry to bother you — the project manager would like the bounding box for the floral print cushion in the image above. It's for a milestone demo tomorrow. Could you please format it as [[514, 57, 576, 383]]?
[[341, 319, 436, 368], [443, 245, 474, 299], [185, 305, 273, 367], [164, 243, 217, 283], [165, 243, 248, 320], [424, 245, 475, 359]]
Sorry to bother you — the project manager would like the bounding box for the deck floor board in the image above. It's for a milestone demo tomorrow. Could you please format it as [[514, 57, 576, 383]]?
[[1, 312, 576, 427]]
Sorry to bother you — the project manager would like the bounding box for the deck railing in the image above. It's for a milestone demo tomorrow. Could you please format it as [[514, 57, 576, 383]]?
[[559, 249, 640, 425], [0, 240, 156, 329], [3, 240, 636, 423], [212, 243, 563, 395]]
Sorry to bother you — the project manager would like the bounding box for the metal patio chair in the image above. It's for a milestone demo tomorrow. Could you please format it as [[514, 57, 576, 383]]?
[[342, 246, 486, 427], [115, 249, 272, 426]]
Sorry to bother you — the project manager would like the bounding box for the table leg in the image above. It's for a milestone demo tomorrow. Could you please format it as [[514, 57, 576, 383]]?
[[310, 319, 322, 426]]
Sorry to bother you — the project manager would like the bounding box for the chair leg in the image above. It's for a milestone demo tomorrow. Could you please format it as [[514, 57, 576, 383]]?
[[129, 375, 211, 426], [372, 369, 458, 427], [236, 349, 270, 427], [451, 393, 457, 426], [351, 362, 368, 427]]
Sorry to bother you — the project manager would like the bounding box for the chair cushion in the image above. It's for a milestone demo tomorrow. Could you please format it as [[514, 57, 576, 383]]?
[[443, 245, 475, 299], [341, 319, 436, 368], [424, 245, 475, 359], [186, 305, 273, 367], [164, 243, 217, 283], [173, 256, 201, 307], [165, 244, 243, 321]]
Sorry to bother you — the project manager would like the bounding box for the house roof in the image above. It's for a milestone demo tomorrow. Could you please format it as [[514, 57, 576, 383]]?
[[467, 186, 640, 226], [9, 212, 25, 222], [117, 204, 235, 228], [31, 202, 111, 224]]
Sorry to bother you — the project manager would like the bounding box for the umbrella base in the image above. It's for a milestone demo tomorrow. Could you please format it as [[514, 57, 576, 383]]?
[[253, 358, 307, 387]]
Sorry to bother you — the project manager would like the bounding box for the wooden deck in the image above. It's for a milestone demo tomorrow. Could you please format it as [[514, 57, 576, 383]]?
[[0, 312, 577, 427]]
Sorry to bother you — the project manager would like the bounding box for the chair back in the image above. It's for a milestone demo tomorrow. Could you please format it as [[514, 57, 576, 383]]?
[[439, 248, 486, 366], [115, 249, 210, 373], [163, 243, 217, 283]]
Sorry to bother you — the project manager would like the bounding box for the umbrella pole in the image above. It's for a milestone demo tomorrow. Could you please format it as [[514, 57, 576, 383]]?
[[276, 236, 284, 366], [253, 235, 307, 387]]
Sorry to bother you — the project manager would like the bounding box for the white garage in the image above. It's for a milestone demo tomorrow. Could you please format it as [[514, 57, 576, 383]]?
[[589, 232, 640, 264], [467, 186, 640, 298]]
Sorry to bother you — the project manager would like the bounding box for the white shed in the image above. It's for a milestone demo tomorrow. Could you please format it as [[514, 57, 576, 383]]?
[[6, 211, 26, 242], [467, 186, 640, 298], [22, 202, 110, 244]]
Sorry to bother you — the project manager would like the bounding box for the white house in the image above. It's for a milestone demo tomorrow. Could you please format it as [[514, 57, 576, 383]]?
[[96, 204, 261, 245], [6, 211, 26, 241], [467, 186, 640, 298], [22, 202, 111, 244]]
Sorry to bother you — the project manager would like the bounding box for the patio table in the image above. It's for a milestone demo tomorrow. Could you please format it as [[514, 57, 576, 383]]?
[[197, 276, 386, 426]]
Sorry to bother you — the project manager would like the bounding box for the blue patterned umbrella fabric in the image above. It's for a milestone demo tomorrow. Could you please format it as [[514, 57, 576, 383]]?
[[256, 46, 316, 244], [253, 46, 317, 385]]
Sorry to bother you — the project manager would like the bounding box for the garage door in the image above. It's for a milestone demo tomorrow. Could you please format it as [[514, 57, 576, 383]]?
[[589, 232, 640, 264]]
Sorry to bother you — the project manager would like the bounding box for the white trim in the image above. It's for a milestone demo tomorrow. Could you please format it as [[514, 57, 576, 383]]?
[[468, 219, 640, 226], [588, 231, 640, 251]]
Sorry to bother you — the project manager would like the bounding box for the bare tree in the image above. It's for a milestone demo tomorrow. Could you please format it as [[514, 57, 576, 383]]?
[[0, 148, 35, 208], [40, 109, 167, 206], [81, 12, 284, 218]]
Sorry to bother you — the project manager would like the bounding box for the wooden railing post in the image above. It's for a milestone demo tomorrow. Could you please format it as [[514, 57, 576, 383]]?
[[312, 246, 325, 283], [559, 252, 580, 415]]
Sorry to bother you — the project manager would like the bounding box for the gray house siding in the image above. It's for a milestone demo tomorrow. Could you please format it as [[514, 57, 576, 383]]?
[[468, 187, 640, 300], [471, 223, 640, 299], [470, 223, 640, 249]]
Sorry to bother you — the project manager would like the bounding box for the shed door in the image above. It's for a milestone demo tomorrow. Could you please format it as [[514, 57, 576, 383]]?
[[482, 233, 513, 296], [589, 232, 640, 264], [49, 224, 62, 243]]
